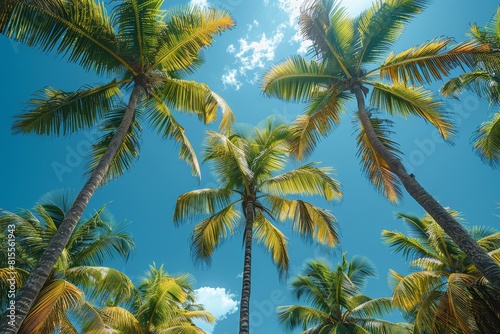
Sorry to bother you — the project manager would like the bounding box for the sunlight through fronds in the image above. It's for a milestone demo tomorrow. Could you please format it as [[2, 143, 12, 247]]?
[[472, 111, 500, 168]]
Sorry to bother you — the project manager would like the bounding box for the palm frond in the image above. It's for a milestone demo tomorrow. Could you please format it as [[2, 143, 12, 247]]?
[[211, 91, 235, 134], [261, 162, 342, 201], [356, 0, 428, 67], [348, 297, 393, 319], [190, 203, 241, 265], [112, 0, 164, 67], [12, 82, 122, 136], [370, 82, 454, 139], [299, 0, 354, 73], [441, 71, 500, 104], [21, 279, 84, 334], [100, 306, 143, 334], [253, 211, 289, 278], [0, 0, 129, 74], [355, 113, 403, 202], [390, 270, 444, 311], [150, 6, 234, 71], [472, 111, 500, 167], [382, 230, 435, 262], [173, 188, 235, 224], [287, 89, 351, 160], [145, 93, 201, 177], [380, 38, 491, 85], [85, 107, 142, 184], [262, 55, 341, 102], [276, 305, 328, 331], [266, 196, 339, 247]]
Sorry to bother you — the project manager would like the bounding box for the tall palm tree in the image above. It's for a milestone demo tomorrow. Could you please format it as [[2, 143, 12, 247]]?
[[262, 0, 500, 288], [0, 191, 137, 333], [277, 255, 412, 333], [441, 7, 500, 167], [100, 264, 215, 334], [383, 212, 500, 333], [0, 0, 234, 330], [174, 120, 343, 334]]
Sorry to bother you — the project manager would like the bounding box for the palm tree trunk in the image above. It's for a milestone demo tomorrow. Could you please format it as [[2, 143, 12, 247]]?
[[352, 85, 500, 289], [1, 85, 142, 333], [239, 198, 255, 334]]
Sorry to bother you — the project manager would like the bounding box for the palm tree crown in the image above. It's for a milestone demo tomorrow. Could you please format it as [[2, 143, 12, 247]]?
[[174, 120, 343, 333], [277, 255, 412, 333], [383, 211, 500, 333], [0, 191, 136, 333], [262, 0, 500, 289]]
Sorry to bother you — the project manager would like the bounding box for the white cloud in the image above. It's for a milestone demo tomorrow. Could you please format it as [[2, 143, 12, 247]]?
[[227, 44, 236, 53], [236, 272, 243, 278], [222, 67, 242, 90], [235, 31, 284, 73], [194, 287, 239, 334], [190, 0, 210, 8]]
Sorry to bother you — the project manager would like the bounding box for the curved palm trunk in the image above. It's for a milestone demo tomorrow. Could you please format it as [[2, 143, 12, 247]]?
[[352, 85, 500, 289], [239, 199, 255, 334], [1, 85, 142, 333]]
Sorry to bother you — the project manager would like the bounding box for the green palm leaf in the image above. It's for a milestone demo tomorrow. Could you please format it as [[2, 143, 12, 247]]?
[[379, 38, 490, 85], [348, 297, 393, 319], [441, 71, 500, 104], [85, 108, 142, 183], [356, 0, 428, 67], [355, 114, 403, 202], [173, 188, 235, 224], [382, 230, 435, 262], [472, 111, 500, 167], [276, 305, 328, 331], [390, 270, 444, 311], [150, 6, 234, 72], [370, 82, 454, 138], [253, 211, 289, 278], [1, 0, 128, 74], [261, 162, 342, 201], [100, 306, 143, 334], [12, 82, 122, 136]]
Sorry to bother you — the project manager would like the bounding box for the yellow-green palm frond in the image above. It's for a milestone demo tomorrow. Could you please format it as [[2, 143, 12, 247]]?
[[112, 0, 164, 67], [287, 89, 351, 160], [261, 162, 342, 201], [441, 71, 500, 104], [276, 305, 328, 331], [474, 227, 500, 253], [382, 230, 435, 264], [370, 82, 454, 139], [150, 6, 234, 72], [355, 114, 403, 203], [356, 0, 428, 67], [203, 130, 253, 189], [12, 82, 122, 136], [21, 279, 84, 334], [410, 288, 443, 334], [425, 222, 462, 266], [64, 266, 137, 306], [348, 296, 393, 319], [390, 269, 444, 311], [173, 188, 235, 225], [299, 0, 354, 71], [191, 203, 241, 265], [177, 309, 215, 325], [380, 38, 490, 85], [249, 125, 290, 180], [472, 111, 500, 167], [145, 94, 201, 177], [266, 196, 339, 247], [470, 7, 500, 48], [253, 211, 289, 278], [85, 108, 142, 184], [0, 0, 129, 74], [64, 301, 109, 334], [161, 79, 219, 124], [100, 306, 143, 334], [444, 273, 480, 333], [262, 56, 341, 102], [211, 91, 235, 134]]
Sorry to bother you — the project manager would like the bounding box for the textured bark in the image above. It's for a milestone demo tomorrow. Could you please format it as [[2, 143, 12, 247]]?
[[352, 85, 500, 289], [0, 85, 142, 333], [239, 199, 255, 334]]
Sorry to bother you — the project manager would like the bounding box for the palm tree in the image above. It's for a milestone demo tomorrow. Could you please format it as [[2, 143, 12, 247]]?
[[262, 0, 500, 288], [441, 7, 500, 167], [100, 264, 215, 334], [277, 255, 412, 333], [383, 211, 500, 333], [0, 0, 234, 330], [174, 120, 343, 334], [0, 191, 136, 333]]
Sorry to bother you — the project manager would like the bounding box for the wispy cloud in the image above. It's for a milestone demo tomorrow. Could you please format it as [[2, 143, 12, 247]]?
[[190, 0, 210, 8], [222, 67, 243, 90], [194, 286, 239, 334]]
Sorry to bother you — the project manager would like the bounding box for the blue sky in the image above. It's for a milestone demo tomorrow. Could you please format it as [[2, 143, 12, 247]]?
[[1, 0, 500, 333]]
